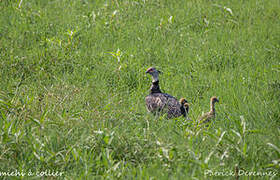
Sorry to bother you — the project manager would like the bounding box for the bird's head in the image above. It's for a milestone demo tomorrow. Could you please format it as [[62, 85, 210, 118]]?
[[184, 103, 190, 109], [146, 67, 161, 75], [146, 67, 161, 82], [211, 96, 219, 103], [179, 98, 188, 105]]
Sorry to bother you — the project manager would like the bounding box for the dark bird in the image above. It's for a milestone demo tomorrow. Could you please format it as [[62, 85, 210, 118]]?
[[180, 98, 189, 117], [145, 67, 188, 118], [198, 96, 219, 125]]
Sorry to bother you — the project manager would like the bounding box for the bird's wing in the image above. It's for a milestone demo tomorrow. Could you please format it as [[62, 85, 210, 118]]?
[[145, 94, 168, 112], [145, 93, 183, 118], [165, 96, 182, 118]]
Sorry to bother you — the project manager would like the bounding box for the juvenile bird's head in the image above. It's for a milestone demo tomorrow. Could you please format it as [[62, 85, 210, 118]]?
[[183, 102, 190, 114], [179, 98, 188, 105], [146, 67, 161, 82], [211, 96, 219, 103], [184, 102, 190, 109]]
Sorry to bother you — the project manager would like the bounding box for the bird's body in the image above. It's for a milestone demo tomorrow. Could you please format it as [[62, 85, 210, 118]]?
[[198, 96, 219, 125], [145, 67, 187, 118], [198, 111, 215, 124], [145, 92, 184, 118]]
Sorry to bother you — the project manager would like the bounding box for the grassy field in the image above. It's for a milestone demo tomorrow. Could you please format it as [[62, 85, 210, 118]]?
[[0, 0, 279, 179]]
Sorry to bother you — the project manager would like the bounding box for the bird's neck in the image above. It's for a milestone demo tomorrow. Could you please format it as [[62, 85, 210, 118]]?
[[210, 101, 216, 114], [180, 105, 188, 117], [150, 80, 161, 93], [151, 73, 159, 83]]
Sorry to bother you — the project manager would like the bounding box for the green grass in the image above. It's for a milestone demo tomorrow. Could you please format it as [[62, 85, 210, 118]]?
[[0, 0, 279, 179]]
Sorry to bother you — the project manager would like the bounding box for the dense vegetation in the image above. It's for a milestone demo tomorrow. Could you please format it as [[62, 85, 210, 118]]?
[[0, 0, 279, 179]]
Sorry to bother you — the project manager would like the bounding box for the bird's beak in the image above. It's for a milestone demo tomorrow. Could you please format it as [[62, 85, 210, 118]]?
[[145, 70, 149, 73]]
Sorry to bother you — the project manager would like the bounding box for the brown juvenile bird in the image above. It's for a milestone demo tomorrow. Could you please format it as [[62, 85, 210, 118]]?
[[145, 67, 188, 118], [180, 98, 189, 117], [184, 103, 190, 113], [198, 96, 219, 125], [183, 102, 191, 120]]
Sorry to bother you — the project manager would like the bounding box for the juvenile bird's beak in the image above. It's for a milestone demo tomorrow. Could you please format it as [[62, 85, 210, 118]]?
[[145, 70, 149, 73]]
